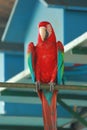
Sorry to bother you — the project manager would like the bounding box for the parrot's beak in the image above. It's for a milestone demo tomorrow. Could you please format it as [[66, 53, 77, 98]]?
[[39, 27, 48, 41]]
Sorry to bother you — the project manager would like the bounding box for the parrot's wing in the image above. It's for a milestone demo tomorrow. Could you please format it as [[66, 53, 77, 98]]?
[[27, 42, 35, 82], [57, 41, 64, 85]]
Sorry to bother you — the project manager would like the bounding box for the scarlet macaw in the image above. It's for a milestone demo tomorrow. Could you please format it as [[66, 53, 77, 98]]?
[[27, 21, 64, 130]]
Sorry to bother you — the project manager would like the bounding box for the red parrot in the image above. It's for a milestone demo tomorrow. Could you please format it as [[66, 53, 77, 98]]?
[[27, 21, 64, 130]]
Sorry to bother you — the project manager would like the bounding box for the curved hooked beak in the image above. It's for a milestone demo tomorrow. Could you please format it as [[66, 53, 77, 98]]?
[[39, 27, 49, 41]]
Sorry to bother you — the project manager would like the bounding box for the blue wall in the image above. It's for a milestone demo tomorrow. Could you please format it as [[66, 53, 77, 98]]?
[[25, 1, 64, 44], [4, 52, 24, 80], [2, 0, 37, 43], [0, 53, 5, 81], [64, 9, 87, 44], [64, 9, 87, 83], [25, 1, 64, 68], [5, 103, 71, 118]]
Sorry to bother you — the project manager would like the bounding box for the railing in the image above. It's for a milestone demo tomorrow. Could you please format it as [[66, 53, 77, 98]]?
[[0, 82, 87, 130]]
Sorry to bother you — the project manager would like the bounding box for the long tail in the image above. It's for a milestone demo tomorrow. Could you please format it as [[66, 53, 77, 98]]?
[[38, 90, 58, 130]]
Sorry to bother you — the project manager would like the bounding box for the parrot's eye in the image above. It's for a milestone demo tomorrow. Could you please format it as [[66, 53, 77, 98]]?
[[47, 24, 52, 36]]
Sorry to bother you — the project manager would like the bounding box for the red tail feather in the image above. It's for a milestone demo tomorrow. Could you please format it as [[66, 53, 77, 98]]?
[[38, 90, 58, 130]]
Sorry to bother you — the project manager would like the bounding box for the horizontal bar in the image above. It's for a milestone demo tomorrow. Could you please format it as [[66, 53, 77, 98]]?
[[0, 125, 73, 130], [0, 95, 87, 107], [0, 116, 42, 126], [1, 89, 87, 100], [0, 126, 42, 130], [0, 96, 40, 104], [0, 82, 87, 91], [0, 115, 72, 127], [62, 99, 87, 107], [59, 93, 87, 100], [1, 89, 38, 97], [0, 42, 24, 52]]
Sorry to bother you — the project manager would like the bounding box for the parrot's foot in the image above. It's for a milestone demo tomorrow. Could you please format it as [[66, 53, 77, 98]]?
[[49, 82, 55, 92], [35, 81, 41, 92]]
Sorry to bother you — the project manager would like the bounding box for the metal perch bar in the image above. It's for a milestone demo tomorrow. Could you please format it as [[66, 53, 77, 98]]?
[[0, 82, 87, 91]]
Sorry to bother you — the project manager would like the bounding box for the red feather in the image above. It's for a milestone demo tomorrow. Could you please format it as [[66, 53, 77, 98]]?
[[28, 21, 64, 130], [36, 21, 59, 130]]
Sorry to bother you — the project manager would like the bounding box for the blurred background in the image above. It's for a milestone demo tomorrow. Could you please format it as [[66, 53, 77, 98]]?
[[0, 0, 87, 130]]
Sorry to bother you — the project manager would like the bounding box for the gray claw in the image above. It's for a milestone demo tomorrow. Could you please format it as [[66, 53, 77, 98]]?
[[49, 82, 55, 92], [35, 81, 41, 92]]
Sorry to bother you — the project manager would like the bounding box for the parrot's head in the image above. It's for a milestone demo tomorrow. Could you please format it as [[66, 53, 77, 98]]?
[[37, 21, 56, 44]]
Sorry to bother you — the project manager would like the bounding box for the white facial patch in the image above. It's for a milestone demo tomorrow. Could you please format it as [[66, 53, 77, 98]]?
[[39, 27, 47, 41]]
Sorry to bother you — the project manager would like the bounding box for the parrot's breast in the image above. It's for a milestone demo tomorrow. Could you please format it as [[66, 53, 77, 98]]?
[[35, 42, 57, 83]]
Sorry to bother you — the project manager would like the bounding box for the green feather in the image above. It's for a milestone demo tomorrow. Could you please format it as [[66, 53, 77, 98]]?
[[57, 51, 64, 84], [27, 53, 35, 82], [43, 90, 53, 105]]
